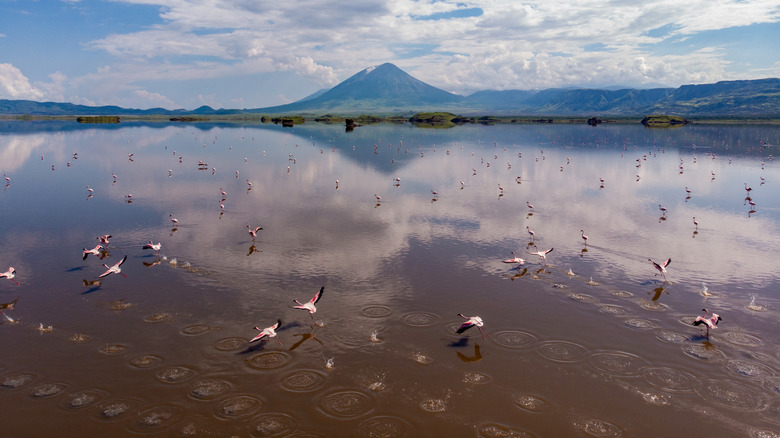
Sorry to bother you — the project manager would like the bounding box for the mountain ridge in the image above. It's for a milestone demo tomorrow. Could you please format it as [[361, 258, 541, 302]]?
[[1, 63, 778, 117]]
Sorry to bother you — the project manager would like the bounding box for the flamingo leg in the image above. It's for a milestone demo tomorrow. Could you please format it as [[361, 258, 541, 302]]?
[[276, 337, 283, 346]]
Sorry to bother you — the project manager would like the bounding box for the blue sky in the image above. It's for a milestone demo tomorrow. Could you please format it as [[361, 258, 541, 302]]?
[[1, 0, 778, 110]]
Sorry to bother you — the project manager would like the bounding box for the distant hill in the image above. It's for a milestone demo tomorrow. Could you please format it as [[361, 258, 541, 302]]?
[[1, 63, 778, 117]]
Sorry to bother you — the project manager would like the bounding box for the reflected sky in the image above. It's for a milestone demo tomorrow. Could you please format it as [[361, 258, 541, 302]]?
[[2, 120, 780, 435]]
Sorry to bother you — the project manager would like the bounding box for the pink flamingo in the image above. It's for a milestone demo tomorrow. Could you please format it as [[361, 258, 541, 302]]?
[[580, 229, 588, 245], [99, 255, 127, 278], [143, 241, 162, 253], [693, 217, 699, 229], [529, 248, 554, 264], [97, 234, 112, 245], [247, 226, 263, 241], [456, 314, 489, 340], [693, 309, 722, 337], [526, 226, 535, 242], [649, 257, 671, 281], [0, 267, 19, 285], [744, 182, 752, 194], [250, 319, 283, 345], [83, 244, 103, 260], [502, 251, 526, 265], [293, 286, 324, 323], [526, 201, 534, 210], [658, 204, 667, 215], [170, 214, 179, 226]]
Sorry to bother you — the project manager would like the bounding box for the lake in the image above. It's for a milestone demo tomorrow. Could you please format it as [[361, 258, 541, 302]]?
[[1, 120, 778, 437]]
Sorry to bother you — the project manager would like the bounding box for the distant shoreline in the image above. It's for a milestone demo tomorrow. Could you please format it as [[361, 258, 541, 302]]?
[[1, 114, 779, 126]]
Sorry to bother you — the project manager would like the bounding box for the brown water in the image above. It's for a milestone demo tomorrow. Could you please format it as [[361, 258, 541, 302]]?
[[1, 121, 778, 437]]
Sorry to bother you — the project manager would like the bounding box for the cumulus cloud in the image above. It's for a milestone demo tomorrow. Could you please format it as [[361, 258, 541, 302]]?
[[0, 64, 45, 100], [134, 89, 177, 108]]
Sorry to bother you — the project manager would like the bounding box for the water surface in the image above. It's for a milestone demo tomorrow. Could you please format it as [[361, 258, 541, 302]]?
[[1, 120, 778, 436]]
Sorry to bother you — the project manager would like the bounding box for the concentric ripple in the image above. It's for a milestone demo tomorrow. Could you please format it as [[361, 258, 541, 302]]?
[[537, 341, 589, 363], [598, 305, 626, 315], [478, 423, 536, 437], [216, 395, 264, 419], [280, 369, 326, 393], [30, 383, 68, 398], [681, 344, 725, 362], [721, 331, 763, 347], [419, 398, 446, 413], [250, 412, 298, 437], [189, 379, 232, 400], [402, 312, 440, 327], [589, 351, 648, 377], [156, 366, 196, 384], [60, 389, 107, 410], [127, 404, 184, 434], [571, 417, 622, 437], [724, 359, 774, 379], [1, 373, 36, 389], [317, 390, 375, 419], [214, 337, 248, 352], [638, 299, 668, 312], [492, 330, 538, 350], [94, 398, 141, 422], [642, 367, 699, 393], [181, 324, 211, 336], [463, 371, 492, 384], [513, 394, 550, 413], [567, 292, 598, 304], [246, 351, 292, 370], [696, 379, 767, 411], [144, 312, 173, 323], [129, 354, 163, 369], [655, 330, 688, 344], [354, 415, 415, 438], [361, 305, 392, 318], [99, 343, 129, 355], [623, 318, 655, 330]]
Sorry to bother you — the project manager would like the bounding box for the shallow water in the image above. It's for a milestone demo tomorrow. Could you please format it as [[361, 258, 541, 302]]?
[[1, 120, 779, 436]]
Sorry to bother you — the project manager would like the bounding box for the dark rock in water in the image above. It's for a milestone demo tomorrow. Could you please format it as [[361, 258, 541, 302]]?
[[587, 117, 602, 125]]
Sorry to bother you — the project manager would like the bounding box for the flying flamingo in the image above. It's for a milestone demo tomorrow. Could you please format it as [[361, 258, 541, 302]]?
[[580, 229, 588, 246], [143, 241, 162, 253], [649, 257, 671, 281], [529, 248, 554, 264], [502, 251, 526, 265], [293, 286, 324, 323], [82, 244, 103, 260], [99, 255, 128, 278], [247, 226, 263, 240], [170, 214, 178, 226], [693, 308, 722, 337], [456, 314, 489, 340], [1, 267, 19, 285], [250, 319, 283, 345], [97, 234, 112, 245], [0, 297, 19, 321]]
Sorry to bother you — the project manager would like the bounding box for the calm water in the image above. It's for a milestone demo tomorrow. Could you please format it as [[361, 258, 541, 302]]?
[[1, 120, 779, 437]]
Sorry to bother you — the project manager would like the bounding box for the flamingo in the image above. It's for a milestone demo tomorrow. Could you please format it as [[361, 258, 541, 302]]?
[[293, 286, 324, 323], [529, 248, 554, 264], [247, 226, 263, 240], [526, 201, 534, 210], [82, 244, 103, 260], [693, 309, 722, 337], [498, 184, 504, 192], [97, 235, 112, 245], [3, 174, 9, 183], [86, 186, 93, 193], [658, 204, 667, 215], [456, 314, 489, 340], [374, 194, 382, 202], [250, 319, 283, 345], [98, 255, 127, 278], [170, 214, 178, 226], [744, 183, 752, 193], [693, 217, 699, 229], [502, 252, 526, 265], [685, 187, 692, 194], [580, 229, 588, 245], [142, 241, 162, 253], [649, 257, 671, 281], [1, 267, 20, 285], [526, 226, 535, 241], [220, 188, 227, 197], [431, 190, 438, 198]]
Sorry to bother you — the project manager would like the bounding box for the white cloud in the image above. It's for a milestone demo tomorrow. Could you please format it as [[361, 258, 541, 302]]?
[[134, 89, 177, 108], [0, 64, 46, 100]]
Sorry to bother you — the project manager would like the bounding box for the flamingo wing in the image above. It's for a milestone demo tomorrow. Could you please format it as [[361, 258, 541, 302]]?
[[456, 321, 476, 334], [116, 255, 128, 267], [311, 287, 324, 304], [98, 267, 112, 278], [661, 258, 671, 268], [249, 331, 268, 342]]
